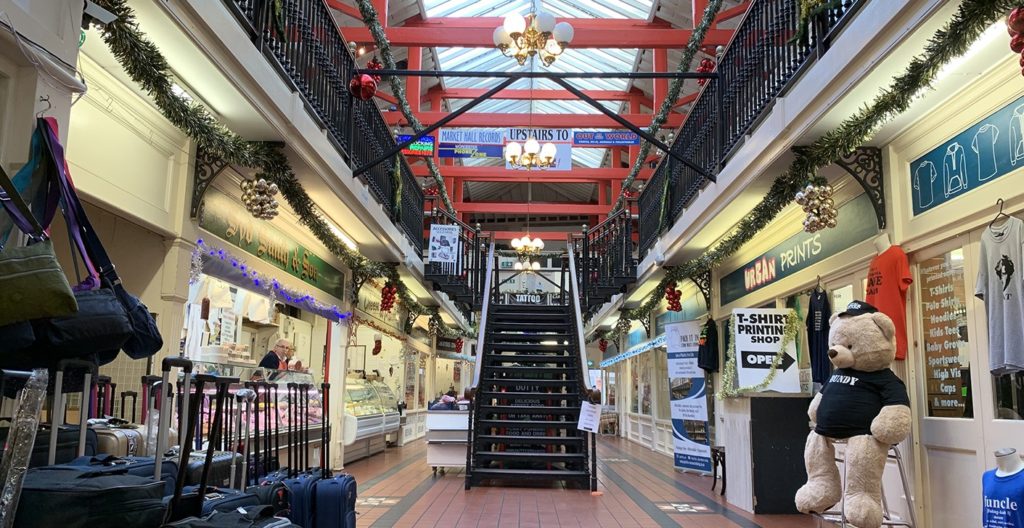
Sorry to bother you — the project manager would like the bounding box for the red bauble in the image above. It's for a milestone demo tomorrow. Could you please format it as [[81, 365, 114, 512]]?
[[366, 57, 384, 82], [599, 339, 608, 353], [1010, 8, 1024, 34], [455, 338, 464, 354], [1012, 34, 1024, 54], [349, 74, 378, 101], [1019, 53, 1024, 67]]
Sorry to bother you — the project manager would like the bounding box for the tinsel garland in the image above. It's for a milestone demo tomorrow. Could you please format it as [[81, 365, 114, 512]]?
[[610, 0, 725, 211], [717, 311, 800, 398], [352, 0, 456, 212], [92, 0, 445, 322], [352, 315, 407, 342], [601, 0, 1015, 342], [190, 239, 353, 322]]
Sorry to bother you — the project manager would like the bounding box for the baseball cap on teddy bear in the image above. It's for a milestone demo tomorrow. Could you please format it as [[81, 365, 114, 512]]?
[[837, 300, 879, 317]]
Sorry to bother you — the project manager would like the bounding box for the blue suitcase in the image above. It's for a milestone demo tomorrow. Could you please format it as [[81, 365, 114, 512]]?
[[312, 473, 357, 528]]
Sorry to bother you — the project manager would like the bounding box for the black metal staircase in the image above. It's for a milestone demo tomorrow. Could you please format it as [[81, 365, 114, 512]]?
[[466, 301, 591, 488], [570, 206, 638, 319]]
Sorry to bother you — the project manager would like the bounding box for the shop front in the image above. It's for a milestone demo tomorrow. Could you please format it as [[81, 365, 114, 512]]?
[[184, 183, 351, 468], [883, 50, 1024, 528]]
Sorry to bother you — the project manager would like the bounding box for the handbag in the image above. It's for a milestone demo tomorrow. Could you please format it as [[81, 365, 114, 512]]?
[[0, 164, 77, 340], [40, 118, 162, 360]]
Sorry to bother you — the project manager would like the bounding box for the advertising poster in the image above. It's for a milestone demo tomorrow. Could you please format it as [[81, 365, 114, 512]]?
[[438, 128, 504, 159], [665, 321, 712, 473], [732, 308, 802, 394], [428, 224, 460, 264], [504, 128, 573, 171], [573, 130, 640, 146]]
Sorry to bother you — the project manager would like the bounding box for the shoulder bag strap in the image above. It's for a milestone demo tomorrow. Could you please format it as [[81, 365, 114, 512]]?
[[0, 164, 46, 240]]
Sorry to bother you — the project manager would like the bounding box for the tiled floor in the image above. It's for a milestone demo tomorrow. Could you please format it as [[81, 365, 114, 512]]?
[[342, 436, 819, 528]]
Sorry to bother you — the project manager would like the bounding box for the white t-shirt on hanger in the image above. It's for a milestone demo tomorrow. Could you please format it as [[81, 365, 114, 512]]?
[[976, 216, 1024, 374]]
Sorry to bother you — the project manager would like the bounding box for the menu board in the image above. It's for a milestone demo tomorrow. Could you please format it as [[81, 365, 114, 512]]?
[[919, 250, 971, 418]]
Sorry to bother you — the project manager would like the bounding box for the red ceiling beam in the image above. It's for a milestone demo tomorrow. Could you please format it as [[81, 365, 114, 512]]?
[[411, 166, 652, 181], [715, 3, 751, 25], [427, 87, 646, 102], [409, 18, 674, 29], [454, 202, 610, 215], [325, 0, 361, 20], [341, 26, 734, 49], [383, 111, 685, 128]]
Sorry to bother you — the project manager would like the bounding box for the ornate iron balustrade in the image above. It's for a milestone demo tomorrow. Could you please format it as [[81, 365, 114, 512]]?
[[638, 0, 862, 257], [571, 203, 637, 318], [424, 208, 492, 315], [223, 0, 424, 252]]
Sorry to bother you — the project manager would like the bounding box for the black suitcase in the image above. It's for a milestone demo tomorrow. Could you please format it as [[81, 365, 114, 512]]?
[[0, 423, 97, 467], [185, 451, 244, 488], [10, 360, 167, 527], [162, 504, 298, 527]]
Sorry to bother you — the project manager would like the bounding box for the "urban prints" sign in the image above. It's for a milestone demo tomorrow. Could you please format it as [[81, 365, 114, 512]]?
[[910, 93, 1024, 215], [199, 189, 346, 299], [719, 193, 877, 305]]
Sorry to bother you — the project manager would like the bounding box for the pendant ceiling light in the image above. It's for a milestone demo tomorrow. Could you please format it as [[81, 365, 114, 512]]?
[[493, 11, 574, 67]]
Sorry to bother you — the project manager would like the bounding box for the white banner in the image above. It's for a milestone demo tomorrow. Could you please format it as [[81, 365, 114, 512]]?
[[428, 224, 460, 264], [504, 128, 573, 171], [666, 321, 712, 472], [733, 308, 802, 394]]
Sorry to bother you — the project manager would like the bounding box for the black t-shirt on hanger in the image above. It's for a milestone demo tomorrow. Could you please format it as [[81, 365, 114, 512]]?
[[697, 319, 719, 373]]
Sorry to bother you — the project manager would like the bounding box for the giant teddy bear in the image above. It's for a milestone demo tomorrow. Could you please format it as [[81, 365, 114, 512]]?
[[794, 300, 911, 528]]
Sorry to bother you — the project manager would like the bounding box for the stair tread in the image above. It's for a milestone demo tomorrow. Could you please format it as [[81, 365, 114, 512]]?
[[471, 468, 589, 477], [480, 405, 579, 412], [479, 391, 579, 398], [477, 419, 573, 425], [476, 451, 585, 458], [487, 355, 573, 363], [477, 435, 584, 442]]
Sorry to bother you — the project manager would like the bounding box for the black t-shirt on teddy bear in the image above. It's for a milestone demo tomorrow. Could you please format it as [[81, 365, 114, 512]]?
[[814, 367, 910, 439]]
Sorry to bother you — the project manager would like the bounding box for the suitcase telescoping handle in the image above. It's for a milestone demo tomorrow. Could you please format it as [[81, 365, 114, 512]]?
[[49, 359, 98, 465], [155, 357, 193, 481], [286, 382, 296, 477], [120, 391, 138, 423], [140, 374, 160, 444], [0, 369, 32, 420], [236, 388, 256, 489], [196, 375, 239, 501], [166, 372, 207, 523], [321, 383, 330, 479]]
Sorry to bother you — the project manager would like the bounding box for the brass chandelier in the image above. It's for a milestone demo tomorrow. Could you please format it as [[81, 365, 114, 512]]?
[[505, 136, 557, 170], [492, 12, 574, 67]]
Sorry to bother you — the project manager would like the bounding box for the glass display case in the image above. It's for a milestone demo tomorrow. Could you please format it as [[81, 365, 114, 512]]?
[[342, 377, 401, 463]]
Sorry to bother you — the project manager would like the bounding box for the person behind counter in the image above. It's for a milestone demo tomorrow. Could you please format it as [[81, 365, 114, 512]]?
[[259, 338, 297, 370]]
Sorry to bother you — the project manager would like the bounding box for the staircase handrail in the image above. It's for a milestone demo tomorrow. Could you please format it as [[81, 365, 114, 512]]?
[[470, 241, 496, 389], [431, 206, 479, 234], [566, 243, 592, 392]]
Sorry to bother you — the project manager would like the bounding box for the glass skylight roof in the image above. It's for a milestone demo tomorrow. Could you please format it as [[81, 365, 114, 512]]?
[[424, 0, 654, 20]]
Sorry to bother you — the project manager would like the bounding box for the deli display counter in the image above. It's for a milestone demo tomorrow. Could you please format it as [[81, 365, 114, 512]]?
[[342, 377, 401, 463]]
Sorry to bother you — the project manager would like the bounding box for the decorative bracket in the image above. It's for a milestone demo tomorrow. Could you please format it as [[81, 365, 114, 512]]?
[[689, 269, 712, 310], [190, 145, 229, 218], [835, 146, 886, 230]]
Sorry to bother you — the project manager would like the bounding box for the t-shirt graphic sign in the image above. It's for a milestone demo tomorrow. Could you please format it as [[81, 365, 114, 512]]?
[[910, 93, 1024, 216], [428, 224, 460, 265], [666, 321, 712, 473], [732, 308, 802, 394]]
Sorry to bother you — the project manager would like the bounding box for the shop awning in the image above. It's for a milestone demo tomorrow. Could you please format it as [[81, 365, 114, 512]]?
[[599, 334, 665, 368]]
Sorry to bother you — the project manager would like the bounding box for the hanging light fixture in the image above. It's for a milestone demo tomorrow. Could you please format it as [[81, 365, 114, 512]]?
[[506, 80, 558, 170], [493, 11, 573, 67]]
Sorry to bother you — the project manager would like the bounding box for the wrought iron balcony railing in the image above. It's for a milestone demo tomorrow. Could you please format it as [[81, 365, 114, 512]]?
[[638, 0, 863, 257], [224, 0, 424, 253]]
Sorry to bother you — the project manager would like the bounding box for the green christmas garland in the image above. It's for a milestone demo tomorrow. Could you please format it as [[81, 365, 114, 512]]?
[[717, 311, 800, 398], [610, 0, 725, 212], [601, 0, 1015, 343], [93, 0, 467, 335], [352, 0, 456, 213]]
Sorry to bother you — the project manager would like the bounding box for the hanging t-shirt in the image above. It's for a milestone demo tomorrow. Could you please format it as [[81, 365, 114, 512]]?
[[697, 319, 719, 373], [866, 246, 913, 360], [983, 469, 1024, 527], [975, 217, 1024, 374], [807, 289, 832, 384], [814, 367, 910, 439]]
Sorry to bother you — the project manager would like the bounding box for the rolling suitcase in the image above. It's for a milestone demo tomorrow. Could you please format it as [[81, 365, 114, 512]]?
[[11, 360, 166, 527], [90, 417, 146, 457], [310, 383, 357, 528], [162, 504, 298, 527]]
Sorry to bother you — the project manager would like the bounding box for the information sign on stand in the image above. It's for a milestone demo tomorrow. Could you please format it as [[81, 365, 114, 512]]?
[[666, 321, 712, 472], [733, 308, 802, 394], [577, 401, 601, 434]]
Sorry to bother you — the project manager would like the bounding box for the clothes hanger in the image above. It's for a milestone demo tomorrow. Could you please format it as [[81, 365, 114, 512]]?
[[35, 95, 51, 118], [990, 198, 1010, 229]]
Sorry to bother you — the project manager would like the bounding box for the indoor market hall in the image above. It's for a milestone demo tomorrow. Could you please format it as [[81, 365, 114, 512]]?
[[0, 1, 1018, 527]]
